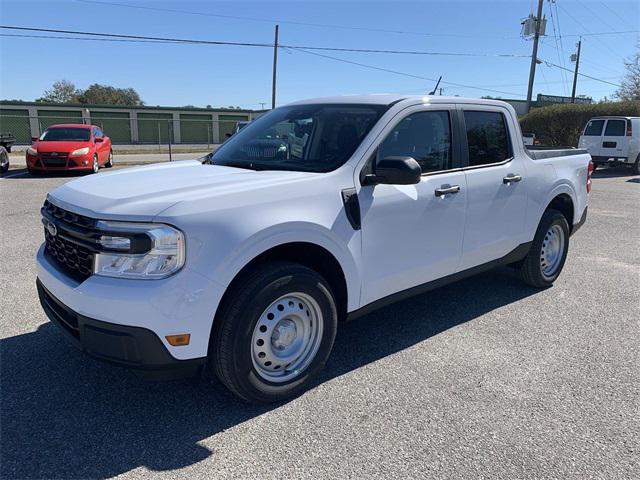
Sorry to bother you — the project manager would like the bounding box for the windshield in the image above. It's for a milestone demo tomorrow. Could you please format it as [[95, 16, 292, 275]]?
[[40, 128, 91, 142], [212, 104, 386, 172]]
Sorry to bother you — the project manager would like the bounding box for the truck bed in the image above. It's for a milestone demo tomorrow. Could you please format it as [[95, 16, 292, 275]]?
[[525, 146, 588, 160]]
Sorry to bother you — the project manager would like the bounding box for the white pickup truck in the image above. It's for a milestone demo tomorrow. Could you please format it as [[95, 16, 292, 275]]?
[[36, 95, 592, 403]]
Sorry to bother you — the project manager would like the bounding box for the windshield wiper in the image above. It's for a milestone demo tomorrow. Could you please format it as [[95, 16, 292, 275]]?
[[215, 160, 259, 171]]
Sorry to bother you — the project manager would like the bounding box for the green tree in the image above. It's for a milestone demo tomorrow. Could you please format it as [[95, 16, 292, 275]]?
[[615, 50, 640, 101], [77, 84, 144, 106], [37, 80, 81, 103]]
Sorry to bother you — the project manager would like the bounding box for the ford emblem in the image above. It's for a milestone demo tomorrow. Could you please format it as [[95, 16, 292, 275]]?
[[47, 221, 58, 237]]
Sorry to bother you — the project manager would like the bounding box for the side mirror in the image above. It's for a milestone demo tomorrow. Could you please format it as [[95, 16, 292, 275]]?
[[95, 137, 104, 143], [31, 136, 39, 142], [363, 156, 421, 186]]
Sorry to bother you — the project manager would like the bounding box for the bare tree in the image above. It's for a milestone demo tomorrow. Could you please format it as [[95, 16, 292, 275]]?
[[615, 50, 640, 101]]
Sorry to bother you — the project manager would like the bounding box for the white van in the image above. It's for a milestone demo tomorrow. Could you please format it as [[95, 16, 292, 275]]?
[[578, 116, 640, 173]]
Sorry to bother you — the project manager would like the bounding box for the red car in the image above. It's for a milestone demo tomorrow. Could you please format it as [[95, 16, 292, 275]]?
[[26, 124, 113, 174]]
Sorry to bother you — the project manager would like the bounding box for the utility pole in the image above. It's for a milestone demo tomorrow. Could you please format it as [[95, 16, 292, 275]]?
[[571, 38, 582, 103], [525, 0, 544, 113], [271, 24, 279, 109]]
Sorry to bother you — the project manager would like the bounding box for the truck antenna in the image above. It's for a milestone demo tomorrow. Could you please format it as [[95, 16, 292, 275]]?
[[428, 76, 442, 95]]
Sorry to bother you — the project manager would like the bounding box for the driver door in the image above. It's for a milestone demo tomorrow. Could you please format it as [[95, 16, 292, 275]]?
[[358, 105, 467, 306]]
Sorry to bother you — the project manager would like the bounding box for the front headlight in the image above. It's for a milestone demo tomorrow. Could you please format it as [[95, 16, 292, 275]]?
[[26, 147, 37, 156], [70, 147, 90, 157], [94, 221, 185, 279]]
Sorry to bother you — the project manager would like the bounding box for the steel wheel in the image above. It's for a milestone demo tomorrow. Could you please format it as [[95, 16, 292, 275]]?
[[540, 224, 565, 279], [251, 292, 324, 383]]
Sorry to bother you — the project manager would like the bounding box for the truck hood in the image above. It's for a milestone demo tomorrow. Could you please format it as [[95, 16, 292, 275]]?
[[47, 160, 316, 220]]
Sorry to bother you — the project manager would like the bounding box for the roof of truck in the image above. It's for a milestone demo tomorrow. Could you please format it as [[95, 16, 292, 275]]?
[[286, 94, 512, 107]]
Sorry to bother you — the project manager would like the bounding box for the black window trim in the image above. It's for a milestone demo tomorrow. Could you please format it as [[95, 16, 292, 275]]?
[[459, 107, 514, 170]]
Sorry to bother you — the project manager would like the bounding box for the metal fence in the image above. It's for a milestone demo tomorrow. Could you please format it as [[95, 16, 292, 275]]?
[[0, 112, 251, 146]]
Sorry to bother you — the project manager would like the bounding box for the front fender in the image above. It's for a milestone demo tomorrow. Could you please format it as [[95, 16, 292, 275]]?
[[207, 222, 361, 312]]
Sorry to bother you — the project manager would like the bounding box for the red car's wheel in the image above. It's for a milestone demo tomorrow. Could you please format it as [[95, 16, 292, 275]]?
[[91, 154, 99, 174]]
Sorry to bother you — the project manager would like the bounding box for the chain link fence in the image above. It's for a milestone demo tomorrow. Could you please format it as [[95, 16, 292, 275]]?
[[0, 112, 252, 149]]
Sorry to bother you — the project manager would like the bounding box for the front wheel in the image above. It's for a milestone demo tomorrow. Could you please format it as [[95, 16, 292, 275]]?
[[91, 154, 99, 174], [520, 209, 570, 288], [0, 146, 8, 174], [105, 150, 114, 168], [210, 262, 338, 403], [632, 155, 640, 175]]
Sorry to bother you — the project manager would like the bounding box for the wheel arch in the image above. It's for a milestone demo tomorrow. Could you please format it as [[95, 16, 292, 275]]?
[[543, 191, 575, 232], [216, 241, 349, 323]]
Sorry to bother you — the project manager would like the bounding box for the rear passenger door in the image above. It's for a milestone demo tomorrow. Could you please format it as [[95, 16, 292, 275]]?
[[601, 119, 628, 159], [457, 106, 528, 271]]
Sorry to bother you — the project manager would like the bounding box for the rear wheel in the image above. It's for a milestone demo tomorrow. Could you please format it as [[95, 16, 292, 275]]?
[[632, 155, 640, 175], [91, 154, 99, 174], [520, 209, 570, 288], [105, 150, 114, 168], [210, 262, 338, 403], [0, 146, 8, 174]]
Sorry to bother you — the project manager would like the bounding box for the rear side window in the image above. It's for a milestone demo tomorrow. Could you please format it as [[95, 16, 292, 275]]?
[[583, 120, 604, 136], [464, 111, 512, 166], [604, 120, 625, 136], [378, 110, 452, 173]]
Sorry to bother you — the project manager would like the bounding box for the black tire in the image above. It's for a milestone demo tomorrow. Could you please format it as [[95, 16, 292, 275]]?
[[105, 150, 113, 168], [520, 209, 570, 288], [210, 261, 338, 403], [91, 154, 99, 174], [632, 155, 640, 175], [0, 146, 8, 174]]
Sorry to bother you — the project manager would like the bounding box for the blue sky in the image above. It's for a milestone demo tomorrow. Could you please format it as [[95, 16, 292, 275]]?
[[1, 0, 638, 108]]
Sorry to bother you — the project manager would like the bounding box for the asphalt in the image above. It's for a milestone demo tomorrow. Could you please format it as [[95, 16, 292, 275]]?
[[0, 166, 638, 479]]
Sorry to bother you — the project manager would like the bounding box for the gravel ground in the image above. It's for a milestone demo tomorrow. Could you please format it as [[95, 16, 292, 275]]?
[[0, 166, 638, 479]]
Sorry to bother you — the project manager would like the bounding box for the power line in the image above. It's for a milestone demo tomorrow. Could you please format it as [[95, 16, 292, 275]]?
[[0, 25, 530, 58], [74, 0, 638, 39], [285, 47, 527, 97], [71, 0, 523, 39], [541, 59, 623, 87], [546, 0, 570, 95]]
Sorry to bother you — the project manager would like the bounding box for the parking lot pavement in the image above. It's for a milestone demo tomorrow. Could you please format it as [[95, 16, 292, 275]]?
[[0, 167, 638, 479]]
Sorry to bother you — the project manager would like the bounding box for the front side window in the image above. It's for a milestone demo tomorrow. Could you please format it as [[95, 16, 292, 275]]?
[[604, 119, 625, 136], [212, 104, 385, 172], [464, 111, 511, 166], [377, 110, 452, 173], [584, 119, 605, 136], [39, 128, 91, 141]]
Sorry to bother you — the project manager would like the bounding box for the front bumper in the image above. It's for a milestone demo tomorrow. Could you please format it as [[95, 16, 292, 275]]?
[[37, 279, 205, 380], [36, 243, 225, 365], [27, 154, 93, 171]]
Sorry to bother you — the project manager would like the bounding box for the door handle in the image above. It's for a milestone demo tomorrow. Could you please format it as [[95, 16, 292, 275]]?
[[503, 173, 522, 184], [434, 184, 461, 196]]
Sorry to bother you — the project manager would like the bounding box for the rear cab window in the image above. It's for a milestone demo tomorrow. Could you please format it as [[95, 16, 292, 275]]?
[[463, 110, 512, 167], [584, 120, 605, 136], [604, 119, 626, 136]]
